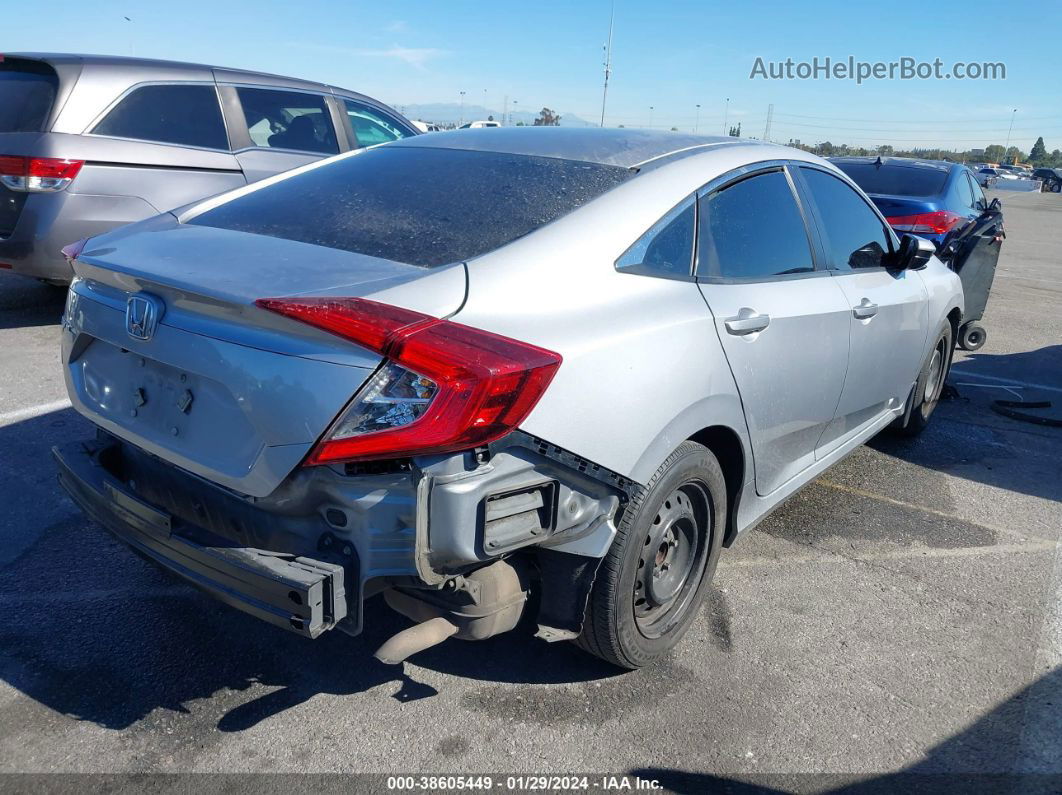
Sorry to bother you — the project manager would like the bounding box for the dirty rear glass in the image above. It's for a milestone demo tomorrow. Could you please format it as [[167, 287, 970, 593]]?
[[833, 163, 949, 197], [0, 59, 59, 133], [188, 147, 633, 267]]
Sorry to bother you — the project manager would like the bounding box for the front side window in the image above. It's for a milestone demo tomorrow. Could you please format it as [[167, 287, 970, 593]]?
[[800, 168, 892, 270], [92, 84, 228, 149], [956, 171, 978, 210], [616, 198, 695, 278], [967, 173, 987, 210], [343, 100, 412, 148], [697, 170, 813, 280], [236, 87, 338, 154]]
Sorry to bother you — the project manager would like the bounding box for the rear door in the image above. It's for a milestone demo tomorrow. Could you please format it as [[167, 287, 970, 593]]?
[[695, 164, 852, 496], [794, 165, 928, 453], [222, 84, 341, 182]]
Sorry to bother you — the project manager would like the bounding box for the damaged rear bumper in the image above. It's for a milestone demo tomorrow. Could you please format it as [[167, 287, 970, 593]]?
[[54, 439, 352, 638]]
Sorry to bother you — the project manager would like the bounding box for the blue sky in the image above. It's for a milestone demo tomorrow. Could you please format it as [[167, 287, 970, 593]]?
[[6, 0, 1061, 152]]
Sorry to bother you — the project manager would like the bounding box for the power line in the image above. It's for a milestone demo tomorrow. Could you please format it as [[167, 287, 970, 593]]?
[[772, 111, 1062, 124]]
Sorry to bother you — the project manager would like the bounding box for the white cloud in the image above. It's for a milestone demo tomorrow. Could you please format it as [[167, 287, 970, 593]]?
[[292, 42, 448, 70]]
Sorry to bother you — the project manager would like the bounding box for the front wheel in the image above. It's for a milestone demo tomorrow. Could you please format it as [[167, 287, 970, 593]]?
[[895, 322, 954, 437], [576, 441, 725, 669]]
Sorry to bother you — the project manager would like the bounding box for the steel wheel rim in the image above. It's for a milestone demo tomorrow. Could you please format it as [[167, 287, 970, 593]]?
[[633, 481, 711, 639], [924, 343, 944, 404]]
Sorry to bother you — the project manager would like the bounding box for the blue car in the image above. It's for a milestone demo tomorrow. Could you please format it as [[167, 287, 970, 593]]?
[[831, 156, 1004, 352]]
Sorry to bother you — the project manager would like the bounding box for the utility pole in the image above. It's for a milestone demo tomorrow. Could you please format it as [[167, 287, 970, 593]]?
[[695, 104, 701, 134], [648, 106, 654, 129], [511, 99, 518, 126], [459, 91, 465, 126], [1004, 108, 1018, 161], [503, 95, 508, 126], [722, 97, 730, 135], [763, 103, 773, 142], [600, 0, 614, 127]]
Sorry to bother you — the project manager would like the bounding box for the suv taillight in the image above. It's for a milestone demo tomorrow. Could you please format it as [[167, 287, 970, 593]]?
[[256, 297, 562, 465], [0, 155, 84, 192]]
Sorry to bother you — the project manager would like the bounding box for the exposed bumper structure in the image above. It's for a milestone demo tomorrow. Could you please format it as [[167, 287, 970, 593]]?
[[54, 439, 352, 638]]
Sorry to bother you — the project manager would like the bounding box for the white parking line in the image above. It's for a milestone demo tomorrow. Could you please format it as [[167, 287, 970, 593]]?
[[0, 398, 72, 427], [950, 368, 1062, 395]]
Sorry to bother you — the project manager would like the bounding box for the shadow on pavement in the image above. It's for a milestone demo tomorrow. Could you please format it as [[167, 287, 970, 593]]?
[[865, 344, 1062, 504], [0, 411, 621, 735], [0, 272, 66, 330]]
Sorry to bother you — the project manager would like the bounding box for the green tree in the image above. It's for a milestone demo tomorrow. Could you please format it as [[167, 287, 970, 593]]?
[[984, 144, 1005, 162], [532, 108, 561, 126], [1004, 146, 1026, 164], [1029, 136, 1048, 164], [727, 122, 741, 137], [877, 145, 894, 156]]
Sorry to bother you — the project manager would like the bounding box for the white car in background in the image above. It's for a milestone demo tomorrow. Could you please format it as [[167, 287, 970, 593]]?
[[460, 120, 501, 129]]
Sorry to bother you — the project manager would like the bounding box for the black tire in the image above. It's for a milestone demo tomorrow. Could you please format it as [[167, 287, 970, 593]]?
[[895, 322, 953, 437], [1052, 181, 1062, 193], [958, 321, 987, 352], [576, 441, 725, 669]]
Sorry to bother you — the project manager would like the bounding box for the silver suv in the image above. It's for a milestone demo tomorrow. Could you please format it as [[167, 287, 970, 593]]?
[[0, 53, 417, 282], [54, 129, 964, 669]]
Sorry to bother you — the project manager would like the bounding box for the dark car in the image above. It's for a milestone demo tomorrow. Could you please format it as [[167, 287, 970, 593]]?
[[0, 53, 418, 283], [1033, 167, 1062, 192], [831, 156, 1004, 351]]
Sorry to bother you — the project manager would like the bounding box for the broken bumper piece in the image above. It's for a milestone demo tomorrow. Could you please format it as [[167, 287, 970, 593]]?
[[53, 440, 350, 639]]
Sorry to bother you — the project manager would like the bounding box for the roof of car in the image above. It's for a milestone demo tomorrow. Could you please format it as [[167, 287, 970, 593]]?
[[387, 127, 760, 168], [829, 155, 960, 172], [4, 52, 326, 90]]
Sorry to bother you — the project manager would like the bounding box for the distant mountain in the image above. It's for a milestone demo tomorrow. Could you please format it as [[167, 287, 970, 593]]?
[[396, 102, 595, 128]]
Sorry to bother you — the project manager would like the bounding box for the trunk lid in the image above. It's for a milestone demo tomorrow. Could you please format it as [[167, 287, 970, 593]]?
[[64, 216, 467, 496]]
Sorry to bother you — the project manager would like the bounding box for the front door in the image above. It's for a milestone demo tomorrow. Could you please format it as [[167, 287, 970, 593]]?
[[696, 167, 851, 496]]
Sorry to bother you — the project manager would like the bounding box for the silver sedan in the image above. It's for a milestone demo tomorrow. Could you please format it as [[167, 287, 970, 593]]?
[[55, 128, 963, 669]]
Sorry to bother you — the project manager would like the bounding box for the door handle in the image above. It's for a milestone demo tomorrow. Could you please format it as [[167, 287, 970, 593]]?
[[853, 299, 878, 319], [724, 312, 771, 335]]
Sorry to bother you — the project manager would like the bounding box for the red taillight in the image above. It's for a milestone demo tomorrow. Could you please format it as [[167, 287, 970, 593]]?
[[0, 155, 84, 192], [885, 210, 964, 236], [255, 297, 562, 464]]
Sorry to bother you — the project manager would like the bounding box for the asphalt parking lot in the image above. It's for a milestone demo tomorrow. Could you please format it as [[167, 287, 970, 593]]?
[[0, 190, 1059, 790]]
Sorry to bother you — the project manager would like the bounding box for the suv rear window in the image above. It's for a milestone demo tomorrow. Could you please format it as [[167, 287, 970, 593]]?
[[92, 84, 228, 149], [188, 147, 633, 267], [832, 163, 949, 196], [0, 59, 58, 133]]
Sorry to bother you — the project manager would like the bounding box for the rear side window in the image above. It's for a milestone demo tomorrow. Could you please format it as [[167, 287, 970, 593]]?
[[188, 146, 633, 267], [343, 99, 412, 148], [0, 59, 58, 133], [236, 87, 338, 154], [801, 167, 892, 270], [697, 170, 813, 280], [616, 198, 695, 278], [92, 84, 228, 149], [833, 162, 949, 196]]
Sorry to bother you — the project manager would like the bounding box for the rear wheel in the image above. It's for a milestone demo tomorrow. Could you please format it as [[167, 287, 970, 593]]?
[[576, 441, 725, 669], [896, 322, 953, 437], [958, 321, 987, 352]]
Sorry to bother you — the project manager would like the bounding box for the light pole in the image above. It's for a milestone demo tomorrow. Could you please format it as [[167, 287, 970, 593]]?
[[511, 100, 518, 126], [484, 88, 488, 120], [600, 0, 614, 126], [695, 104, 701, 134], [722, 97, 730, 135], [648, 106, 654, 129], [1003, 108, 1018, 162], [459, 91, 465, 126]]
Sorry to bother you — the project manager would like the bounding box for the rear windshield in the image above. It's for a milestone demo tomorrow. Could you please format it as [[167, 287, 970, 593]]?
[[188, 146, 633, 267], [0, 59, 59, 133], [833, 163, 950, 197]]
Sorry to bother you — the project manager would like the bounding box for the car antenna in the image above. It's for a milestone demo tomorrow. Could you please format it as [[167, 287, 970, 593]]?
[[874, 156, 883, 167]]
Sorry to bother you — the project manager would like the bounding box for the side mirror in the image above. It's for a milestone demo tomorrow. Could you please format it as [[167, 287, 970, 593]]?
[[988, 197, 1002, 213], [894, 233, 935, 270]]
